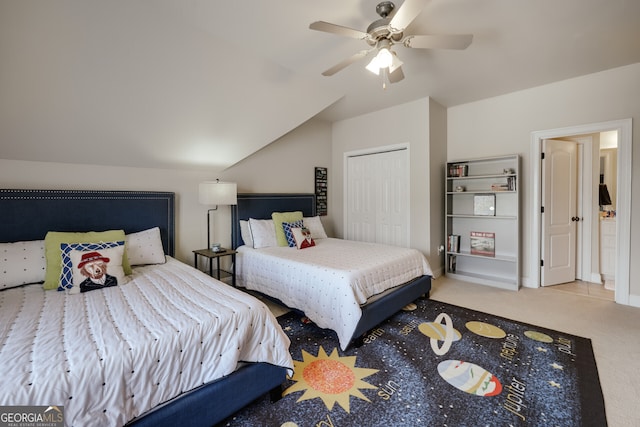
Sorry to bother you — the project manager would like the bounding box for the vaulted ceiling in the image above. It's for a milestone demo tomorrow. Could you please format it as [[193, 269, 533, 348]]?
[[1, 0, 639, 171]]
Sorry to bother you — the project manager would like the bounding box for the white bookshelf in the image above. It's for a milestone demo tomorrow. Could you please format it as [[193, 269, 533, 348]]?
[[445, 155, 520, 290]]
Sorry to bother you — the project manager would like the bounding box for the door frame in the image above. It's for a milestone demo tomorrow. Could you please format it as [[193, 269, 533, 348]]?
[[530, 119, 632, 305]]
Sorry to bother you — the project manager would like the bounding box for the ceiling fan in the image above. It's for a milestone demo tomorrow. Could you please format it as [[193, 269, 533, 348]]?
[[310, 0, 473, 86]]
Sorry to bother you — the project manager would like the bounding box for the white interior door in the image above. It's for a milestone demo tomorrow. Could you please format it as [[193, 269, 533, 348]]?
[[346, 148, 409, 246], [541, 139, 578, 286], [346, 154, 375, 242], [375, 149, 409, 246]]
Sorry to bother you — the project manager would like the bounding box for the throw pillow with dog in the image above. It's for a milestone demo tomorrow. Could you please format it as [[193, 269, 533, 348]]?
[[59, 241, 127, 294]]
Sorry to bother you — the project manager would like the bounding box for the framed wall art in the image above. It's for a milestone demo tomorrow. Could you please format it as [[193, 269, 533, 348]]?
[[315, 167, 327, 216]]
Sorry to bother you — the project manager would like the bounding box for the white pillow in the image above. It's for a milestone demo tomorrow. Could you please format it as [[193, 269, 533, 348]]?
[[0, 240, 46, 289], [303, 216, 328, 239], [239, 220, 254, 247], [248, 218, 278, 249], [125, 227, 166, 266]]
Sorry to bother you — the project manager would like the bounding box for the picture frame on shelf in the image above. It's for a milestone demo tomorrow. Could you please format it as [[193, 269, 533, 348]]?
[[473, 194, 496, 216]]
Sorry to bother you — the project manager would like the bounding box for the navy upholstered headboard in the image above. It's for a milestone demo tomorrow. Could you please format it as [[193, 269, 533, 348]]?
[[231, 193, 316, 249], [0, 189, 175, 256]]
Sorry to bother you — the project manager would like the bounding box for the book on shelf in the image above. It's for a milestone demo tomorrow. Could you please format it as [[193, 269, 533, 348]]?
[[448, 164, 468, 177], [447, 234, 460, 253], [448, 254, 457, 272], [470, 231, 495, 257], [491, 183, 510, 191]]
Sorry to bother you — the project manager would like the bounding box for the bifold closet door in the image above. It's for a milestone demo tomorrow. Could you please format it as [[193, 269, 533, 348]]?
[[346, 148, 409, 247]]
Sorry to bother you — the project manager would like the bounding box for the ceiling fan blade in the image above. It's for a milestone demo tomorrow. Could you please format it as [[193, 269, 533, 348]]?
[[321, 49, 372, 76], [389, 0, 429, 31], [309, 21, 369, 40], [404, 34, 473, 49], [388, 66, 405, 84]]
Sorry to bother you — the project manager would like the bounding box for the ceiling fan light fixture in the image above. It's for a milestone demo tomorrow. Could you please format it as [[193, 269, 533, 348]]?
[[366, 46, 402, 75], [388, 50, 403, 73], [376, 47, 394, 68], [365, 51, 384, 75], [310, 0, 473, 84]]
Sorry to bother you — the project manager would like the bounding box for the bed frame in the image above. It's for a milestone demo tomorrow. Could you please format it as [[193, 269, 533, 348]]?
[[231, 193, 432, 347], [0, 189, 288, 427]]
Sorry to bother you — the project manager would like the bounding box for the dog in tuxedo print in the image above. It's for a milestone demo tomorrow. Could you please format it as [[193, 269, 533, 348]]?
[[77, 251, 118, 293]]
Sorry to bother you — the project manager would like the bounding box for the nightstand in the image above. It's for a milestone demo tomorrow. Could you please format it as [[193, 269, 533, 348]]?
[[193, 248, 237, 287]]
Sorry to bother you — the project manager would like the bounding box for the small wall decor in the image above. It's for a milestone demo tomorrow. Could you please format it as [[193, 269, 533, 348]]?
[[315, 167, 327, 216], [473, 194, 496, 216]]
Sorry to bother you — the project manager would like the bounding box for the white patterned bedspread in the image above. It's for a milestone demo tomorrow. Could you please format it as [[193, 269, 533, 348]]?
[[237, 238, 432, 350], [0, 257, 293, 427]]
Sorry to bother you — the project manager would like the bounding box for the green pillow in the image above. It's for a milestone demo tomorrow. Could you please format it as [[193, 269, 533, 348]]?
[[271, 211, 303, 247], [43, 230, 132, 290]]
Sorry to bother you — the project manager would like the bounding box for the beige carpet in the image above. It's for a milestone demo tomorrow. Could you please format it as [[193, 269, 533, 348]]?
[[430, 276, 639, 427]]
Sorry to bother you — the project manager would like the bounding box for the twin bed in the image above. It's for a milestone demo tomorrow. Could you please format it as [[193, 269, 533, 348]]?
[[0, 190, 433, 426], [231, 193, 433, 350]]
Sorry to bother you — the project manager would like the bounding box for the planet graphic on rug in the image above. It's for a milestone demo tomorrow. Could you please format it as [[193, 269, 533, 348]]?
[[437, 360, 503, 397], [402, 302, 418, 311], [524, 330, 554, 343], [418, 319, 462, 341], [419, 313, 461, 355], [465, 321, 506, 339]]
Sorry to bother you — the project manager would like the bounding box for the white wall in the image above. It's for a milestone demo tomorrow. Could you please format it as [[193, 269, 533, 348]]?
[[331, 98, 446, 271], [447, 63, 640, 300], [222, 117, 334, 235], [223, 118, 331, 193], [0, 118, 333, 266]]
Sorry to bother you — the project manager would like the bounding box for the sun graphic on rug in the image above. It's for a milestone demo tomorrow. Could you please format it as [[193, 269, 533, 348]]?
[[283, 346, 379, 412]]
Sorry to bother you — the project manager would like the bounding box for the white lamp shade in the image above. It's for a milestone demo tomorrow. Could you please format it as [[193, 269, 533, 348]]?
[[199, 181, 237, 205], [366, 48, 403, 75]]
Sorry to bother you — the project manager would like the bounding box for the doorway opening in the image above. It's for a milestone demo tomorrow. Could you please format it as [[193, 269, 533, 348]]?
[[530, 119, 632, 305]]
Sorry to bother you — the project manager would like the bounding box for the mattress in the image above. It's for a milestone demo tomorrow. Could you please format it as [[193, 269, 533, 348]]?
[[237, 238, 432, 350], [0, 257, 293, 427]]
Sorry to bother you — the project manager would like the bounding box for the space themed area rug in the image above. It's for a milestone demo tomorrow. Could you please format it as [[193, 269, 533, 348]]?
[[219, 299, 606, 427]]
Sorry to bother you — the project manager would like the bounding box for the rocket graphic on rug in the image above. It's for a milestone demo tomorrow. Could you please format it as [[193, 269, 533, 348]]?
[[437, 360, 503, 397]]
